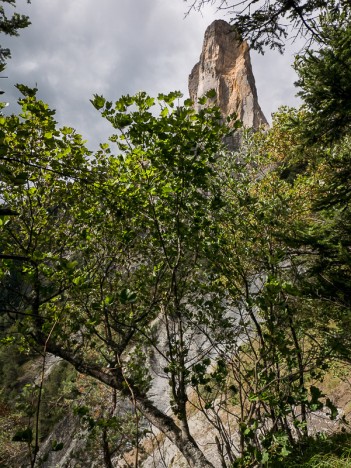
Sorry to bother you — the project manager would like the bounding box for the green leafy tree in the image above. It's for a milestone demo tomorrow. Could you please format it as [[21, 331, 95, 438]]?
[[193, 128, 338, 465], [0, 88, 232, 467], [2, 51, 351, 465]]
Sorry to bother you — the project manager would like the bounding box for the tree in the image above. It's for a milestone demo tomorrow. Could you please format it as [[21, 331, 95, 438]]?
[[0, 83, 90, 260], [201, 126, 343, 465], [2, 37, 351, 463], [0, 88, 233, 467], [1, 83, 346, 466], [285, 9, 351, 336], [0, 0, 31, 72], [294, 7, 351, 143], [185, 0, 349, 52]]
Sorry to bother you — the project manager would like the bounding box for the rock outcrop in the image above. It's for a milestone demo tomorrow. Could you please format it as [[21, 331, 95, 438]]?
[[189, 20, 268, 131]]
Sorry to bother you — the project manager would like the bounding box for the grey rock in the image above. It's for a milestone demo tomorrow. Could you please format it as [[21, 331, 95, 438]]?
[[189, 20, 268, 137]]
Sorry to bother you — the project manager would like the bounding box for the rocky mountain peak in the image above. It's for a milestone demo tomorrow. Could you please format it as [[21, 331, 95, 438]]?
[[189, 19, 268, 130]]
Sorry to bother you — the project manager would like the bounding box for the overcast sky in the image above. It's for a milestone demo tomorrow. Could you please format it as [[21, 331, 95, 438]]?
[[1, 0, 301, 149]]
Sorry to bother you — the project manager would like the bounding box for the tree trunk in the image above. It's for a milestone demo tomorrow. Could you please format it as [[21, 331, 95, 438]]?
[[102, 427, 114, 468], [45, 342, 214, 468], [135, 394, 214, 468]]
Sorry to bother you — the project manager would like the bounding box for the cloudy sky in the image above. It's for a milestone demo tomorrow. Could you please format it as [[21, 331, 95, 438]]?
[[2, 0, 301, 149]]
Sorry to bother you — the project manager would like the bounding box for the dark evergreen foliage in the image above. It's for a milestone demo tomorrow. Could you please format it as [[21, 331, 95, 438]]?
[[295, 9, 351, 142], [186, 0, 348, 52], [0, 0, 31, 71]]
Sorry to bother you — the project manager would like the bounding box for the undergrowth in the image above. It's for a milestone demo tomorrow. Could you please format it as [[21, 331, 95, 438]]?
[[269, 432, 351, 467]]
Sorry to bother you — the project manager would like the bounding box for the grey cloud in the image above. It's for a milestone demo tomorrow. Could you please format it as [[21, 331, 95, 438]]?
[[1, 0, 301, 149]]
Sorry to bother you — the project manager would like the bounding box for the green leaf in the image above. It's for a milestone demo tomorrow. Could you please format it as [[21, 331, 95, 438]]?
[[61, 126, 74, 135], [12, 428, 33, 443], [325, 398, 338, 420], [205, 89, 216, 99], [104, 295, 114, 306], [309, 385, 324, 411], [310, 385, 324, 401], [281, 446, 291, 457], [16, 84, 38, 97], [184, 98, 193, 107], [51, 440, 64, 451], [91, 94, 106, 110], [145, 97, 155, 108], [13, 171, 29, 185], [74, 406, 90, 417], [261, 451, 269, 463], [119, 288, 137, 305]]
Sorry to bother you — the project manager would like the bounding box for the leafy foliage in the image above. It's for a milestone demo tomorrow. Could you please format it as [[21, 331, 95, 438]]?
[[0, 0, 31, 72], [271, 432, 351, 467], [1, 7, 351, 464], [185, 0, 349, 52], [295, 8, 351, 142]]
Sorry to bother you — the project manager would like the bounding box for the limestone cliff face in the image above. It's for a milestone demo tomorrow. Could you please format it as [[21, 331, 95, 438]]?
[[189, 20, 268, 129]]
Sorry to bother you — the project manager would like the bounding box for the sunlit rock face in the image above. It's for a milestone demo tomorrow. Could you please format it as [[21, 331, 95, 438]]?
[[189, 20, 268, 134]]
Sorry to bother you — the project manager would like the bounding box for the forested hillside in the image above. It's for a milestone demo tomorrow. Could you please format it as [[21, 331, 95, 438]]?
[[1, 1, 351, 467]]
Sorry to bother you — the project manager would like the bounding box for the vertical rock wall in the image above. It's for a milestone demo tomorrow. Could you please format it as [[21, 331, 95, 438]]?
[[189, 20, 268, 132]]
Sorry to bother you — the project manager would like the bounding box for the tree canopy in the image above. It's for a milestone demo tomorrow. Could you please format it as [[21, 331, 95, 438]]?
[[1, 3, 351, 467], [185, 0, 348, 52]]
